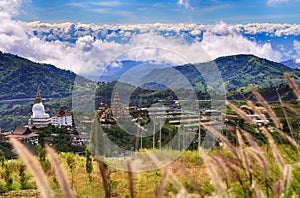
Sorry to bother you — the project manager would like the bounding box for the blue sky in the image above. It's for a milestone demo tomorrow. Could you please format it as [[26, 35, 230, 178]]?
[[16, 0, 300, 24]]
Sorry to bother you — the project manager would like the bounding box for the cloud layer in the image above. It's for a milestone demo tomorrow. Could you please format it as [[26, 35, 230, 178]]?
[[0, 1, 299, 77]]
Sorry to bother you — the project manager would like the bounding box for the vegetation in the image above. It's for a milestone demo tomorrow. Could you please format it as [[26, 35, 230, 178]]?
[[1, 53, 300, 197], [2, 53, 300, 131], [38, 125, 85, 153], [0, 52, 85, 100], [66, 153, 76, 189], [143, 54, 300, 91], [85, 149, 93, 182]]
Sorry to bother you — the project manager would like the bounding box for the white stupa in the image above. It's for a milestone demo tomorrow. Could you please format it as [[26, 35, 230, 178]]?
[[28, 88, 52, 128]]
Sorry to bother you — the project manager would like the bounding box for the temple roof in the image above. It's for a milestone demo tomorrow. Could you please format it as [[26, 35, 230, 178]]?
[[6, 126, 39, 139], [53, 107, 71, 117], [12, 126, 32, 135]]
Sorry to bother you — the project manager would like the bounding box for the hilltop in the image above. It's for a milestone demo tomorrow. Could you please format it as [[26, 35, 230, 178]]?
[[0, 51, 88, 100], [142, 54, 300, 91]]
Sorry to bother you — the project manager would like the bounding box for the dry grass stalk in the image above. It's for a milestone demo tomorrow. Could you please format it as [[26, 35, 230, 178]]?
[[252, 181, 264, 198], [172, 163, 205, 197], [127, 162, 134, 198], [282, 102, 300, 117], [249, 84, 282, 129], [273, 180, 281, 198], [248, 147, 268, 177], [216, 152, 249, 196], [45, 146, 74, 198], [96, 158, 110, 198], [275, 128, 300, 149], [260, 127, 285, 169], [243, 130, 270, 195], [236, 130, 253, 185], [242, 131, 259, 149], [202, 124, 239, 157], [156, 168, 169, 198], [246, 100, 268, 122], [242, 131, 269, 175], [9, 138, 54, 198], [225, 100, 255, 125], [279, 99, 296, 142], [283, 164, 292, 192], [167, 170, 188, 196], [203, 156, 226, 197], [216, 149, 243, 170], [284, 72, 300, 100], [209, 156, 229, 189], [146, 150, 190, 197]]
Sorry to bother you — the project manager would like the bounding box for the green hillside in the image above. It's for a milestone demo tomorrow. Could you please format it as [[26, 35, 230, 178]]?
[[0, 51, 83, 100], [143, 54, 300, 91]]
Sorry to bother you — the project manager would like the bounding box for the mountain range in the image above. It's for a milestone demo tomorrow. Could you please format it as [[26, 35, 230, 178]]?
[[102, 54, 300, 91], [281, 59, 300, 70], [1, 51, 300, 101]]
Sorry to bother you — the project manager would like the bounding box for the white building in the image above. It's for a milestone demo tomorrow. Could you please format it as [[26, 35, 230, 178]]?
[[28, 88, 52, 128], [51, 107, 73, 128]]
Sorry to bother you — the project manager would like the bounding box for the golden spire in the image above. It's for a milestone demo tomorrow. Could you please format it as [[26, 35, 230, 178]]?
[[36, 86, 41, 103], [113, 88, 120, 106]]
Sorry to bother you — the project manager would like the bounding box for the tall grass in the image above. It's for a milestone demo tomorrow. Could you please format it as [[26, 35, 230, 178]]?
[[9, 138, 54, 198], [45, 145, 74, 198]]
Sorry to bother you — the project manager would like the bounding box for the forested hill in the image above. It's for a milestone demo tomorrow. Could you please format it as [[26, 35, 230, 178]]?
[[0, 52, 87, 100], [142, 54, 300, 91]]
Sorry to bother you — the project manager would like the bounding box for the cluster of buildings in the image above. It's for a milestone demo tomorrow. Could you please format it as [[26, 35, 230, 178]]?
[[2, 88, 73, 145], [0, 86, 270, 154], [97, 88, 129, 123], [28, 88, 73, 129]]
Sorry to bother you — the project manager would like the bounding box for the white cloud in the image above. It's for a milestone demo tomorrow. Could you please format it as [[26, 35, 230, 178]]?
[[92, 1, 121, 7], [293, 40, 300, 63], [0, 22, 282, 76], [67, 2, 86, 8], [267, 0, 291, 5], [0, 0, 25, 19], [200, 27, 281, 61], [0, 1, 287, 77], [89, 8, 109, 14], [27, 22, 300, 38], [177, 0, 190, 9]]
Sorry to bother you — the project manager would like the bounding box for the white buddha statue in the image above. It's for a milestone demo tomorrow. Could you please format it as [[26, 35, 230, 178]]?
[[28, 88, 51, 128], [31, 88, 50, 119]]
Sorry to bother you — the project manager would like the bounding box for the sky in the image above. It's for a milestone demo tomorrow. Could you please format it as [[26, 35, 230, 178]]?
[[1, 0, 300, 76], [16, 0, 300, 24]]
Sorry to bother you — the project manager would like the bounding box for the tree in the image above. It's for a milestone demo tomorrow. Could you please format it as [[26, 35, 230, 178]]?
[[85, 148, 93, 182], [36, 144, 50, 172], [0, 150, 5, 168], [19, 163, 26, 189], [3, 162, 12, 190], [89, 113, 105, 156], [66, 153, 76, 188]]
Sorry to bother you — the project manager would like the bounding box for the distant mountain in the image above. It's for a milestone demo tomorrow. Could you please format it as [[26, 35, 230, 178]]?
[[281, 59, 300, 70], [0, 51, 88, 100], [142, 54, 300, 91], [98, 60, 172, 83]]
